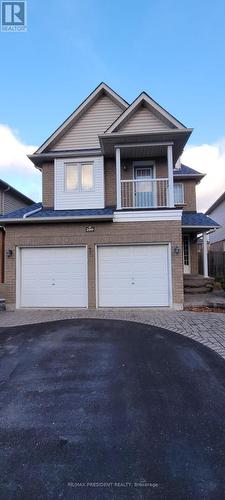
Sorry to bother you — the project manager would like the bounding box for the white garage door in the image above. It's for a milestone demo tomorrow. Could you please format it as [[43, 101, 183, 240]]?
[[97, 245, 170, 307], [18, 247, 87, 308]]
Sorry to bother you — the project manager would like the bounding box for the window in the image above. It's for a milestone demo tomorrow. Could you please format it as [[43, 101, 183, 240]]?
[[65, 162, 94, 192], [174, 183, 184, 204]]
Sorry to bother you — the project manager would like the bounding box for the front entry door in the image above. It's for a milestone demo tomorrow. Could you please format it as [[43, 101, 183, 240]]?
[[134, 167, 154, 208], [183, 235, 191, 274]]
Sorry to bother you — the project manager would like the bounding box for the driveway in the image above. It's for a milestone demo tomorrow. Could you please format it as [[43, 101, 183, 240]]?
[[1, 308, 225, 360], [0, 319, 225, 499]]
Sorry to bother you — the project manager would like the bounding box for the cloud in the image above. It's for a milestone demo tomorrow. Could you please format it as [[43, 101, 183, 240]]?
[[181, 138, 225, 212], [0, 124, 41, 201]]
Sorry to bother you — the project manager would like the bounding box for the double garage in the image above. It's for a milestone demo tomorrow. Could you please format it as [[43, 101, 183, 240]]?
[[17, 245, 172, 308]]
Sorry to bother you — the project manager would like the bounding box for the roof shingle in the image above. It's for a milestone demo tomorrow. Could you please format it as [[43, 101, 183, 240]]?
[[182, 211, 219, 228]]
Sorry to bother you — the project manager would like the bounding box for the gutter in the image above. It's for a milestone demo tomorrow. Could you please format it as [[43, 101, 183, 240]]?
[[0, 215, 114, 224], [181, 225, 220, 230], [0, 226, 5, 283]]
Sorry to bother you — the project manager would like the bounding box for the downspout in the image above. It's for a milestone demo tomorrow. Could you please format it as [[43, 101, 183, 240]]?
[[23, 206, 42, 219], [0, 226, 5, 283]]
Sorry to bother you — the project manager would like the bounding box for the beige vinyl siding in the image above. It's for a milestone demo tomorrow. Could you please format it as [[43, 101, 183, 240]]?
[[117, 105, 171, 133], [1, 190, 31, 215], [51, 95, 123, 151], [208, 199, 225, 244]]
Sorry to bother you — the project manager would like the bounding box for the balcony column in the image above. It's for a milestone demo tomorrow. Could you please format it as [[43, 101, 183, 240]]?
[[116, 147, 121, 210], [167, 145, 174, 207], [203, 232, 209, 277]]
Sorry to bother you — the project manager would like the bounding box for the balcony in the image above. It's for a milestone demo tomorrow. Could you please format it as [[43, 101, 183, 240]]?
[[115, 144, 175, 210], [121, 178, 169, 209]]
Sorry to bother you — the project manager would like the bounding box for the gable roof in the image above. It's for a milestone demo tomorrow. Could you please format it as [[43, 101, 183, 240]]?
[[105, 92, 186, 134], [0, 179, 34, 205], [206, 191, 225, 215], [35, 83, 128, 154], [174, 164, 205, 180]]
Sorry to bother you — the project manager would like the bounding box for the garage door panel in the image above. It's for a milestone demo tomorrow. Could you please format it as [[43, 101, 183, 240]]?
[[19, 247, 87, 308], [98, 245, 170, 307]]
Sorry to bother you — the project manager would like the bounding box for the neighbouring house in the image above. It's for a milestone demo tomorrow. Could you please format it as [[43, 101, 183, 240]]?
[[206, 192, 225, 251], [0, 180, 34, 284], [0, 83, 219, 310]]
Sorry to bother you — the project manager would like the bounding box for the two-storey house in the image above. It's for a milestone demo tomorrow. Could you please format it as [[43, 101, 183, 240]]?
[[0, 83, 218, 310]]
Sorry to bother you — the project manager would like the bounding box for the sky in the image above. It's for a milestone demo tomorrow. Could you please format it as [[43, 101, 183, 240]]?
[[0, 0, 225, 211]]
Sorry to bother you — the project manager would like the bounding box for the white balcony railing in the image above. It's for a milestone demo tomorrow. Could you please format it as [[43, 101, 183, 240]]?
[[121, 178, 169, 209]]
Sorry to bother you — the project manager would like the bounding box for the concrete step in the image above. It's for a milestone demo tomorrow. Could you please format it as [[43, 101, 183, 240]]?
[[185, 287, 212, 294], [184, 275, 215, 294], [184, 274, 214, 283]]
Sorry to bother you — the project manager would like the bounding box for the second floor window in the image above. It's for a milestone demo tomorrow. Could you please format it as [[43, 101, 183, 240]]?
[[65, 162, 94, 192], [174, 183, 184, 204]]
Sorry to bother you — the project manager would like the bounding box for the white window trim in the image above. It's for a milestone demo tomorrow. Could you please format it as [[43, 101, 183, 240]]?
[[64, 160, 95, 193], [174, 182, 184, 205], [132, 160, 156, 178]]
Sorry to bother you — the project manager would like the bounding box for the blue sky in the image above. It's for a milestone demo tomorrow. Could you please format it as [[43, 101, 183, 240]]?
[[0, 0, 225, 209]]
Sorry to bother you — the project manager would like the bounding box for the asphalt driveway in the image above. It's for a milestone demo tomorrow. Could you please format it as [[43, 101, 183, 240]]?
[[0, 319, 225, 499]]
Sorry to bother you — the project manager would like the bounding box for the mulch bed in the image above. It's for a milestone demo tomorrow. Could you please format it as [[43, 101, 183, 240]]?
[[184, 306, 225, 313]]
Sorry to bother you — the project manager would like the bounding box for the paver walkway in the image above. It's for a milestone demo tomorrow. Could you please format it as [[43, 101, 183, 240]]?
[[1, 308, 225, 361]]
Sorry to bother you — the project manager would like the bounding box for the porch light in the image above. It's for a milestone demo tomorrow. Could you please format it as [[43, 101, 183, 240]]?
[[174, 245, 180, 255], [6, 249, 13, 257]]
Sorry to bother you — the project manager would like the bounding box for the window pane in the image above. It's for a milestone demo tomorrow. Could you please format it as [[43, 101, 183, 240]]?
[[174, 183, 184, 204], [65, 164, 79, 191], [81, 164, 93, 191]]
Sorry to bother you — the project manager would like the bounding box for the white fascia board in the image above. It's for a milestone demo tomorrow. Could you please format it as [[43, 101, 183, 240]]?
[[106, 93, 186, 133], [36, 83, 128, 154], [113, 210, 182, 223], [182, 225, 219, 230]]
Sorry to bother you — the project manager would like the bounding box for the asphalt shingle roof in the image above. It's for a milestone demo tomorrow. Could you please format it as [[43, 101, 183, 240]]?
[[0, 203, 115, 220], [174, 164, 204, 177], [0, 203, 218, 229], [182, 211, 219, 228]]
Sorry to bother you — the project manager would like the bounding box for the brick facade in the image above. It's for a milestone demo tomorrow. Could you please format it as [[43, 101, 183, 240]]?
[[3, 220, 183, 310], [42, 163, 54, 208]]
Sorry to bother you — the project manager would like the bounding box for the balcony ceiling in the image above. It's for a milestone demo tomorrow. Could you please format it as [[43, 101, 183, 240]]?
[[99, 129, 192, 162]]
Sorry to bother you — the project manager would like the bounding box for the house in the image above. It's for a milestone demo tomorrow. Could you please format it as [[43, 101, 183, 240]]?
[[206, 192, 225, 251], [0, 179, 34, 284], [0, 83, 219, 310]]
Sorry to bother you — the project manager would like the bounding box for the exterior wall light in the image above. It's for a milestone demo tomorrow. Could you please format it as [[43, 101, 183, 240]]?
[[174, 245, 180, 255], [6, 249, 13, 257]]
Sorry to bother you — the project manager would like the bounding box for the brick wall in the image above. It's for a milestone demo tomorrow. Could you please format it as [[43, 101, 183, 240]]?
[[4, 220, 183, 309], [42, 162, 54, 208]]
